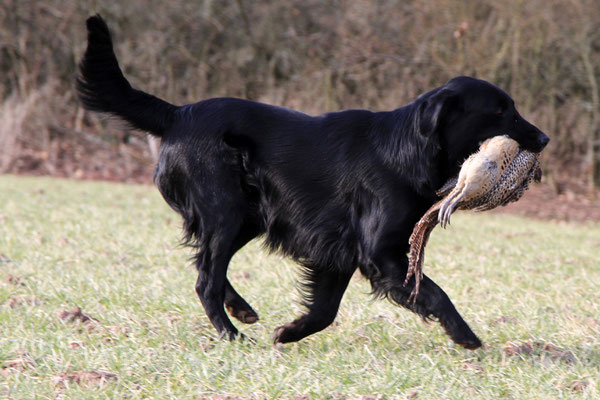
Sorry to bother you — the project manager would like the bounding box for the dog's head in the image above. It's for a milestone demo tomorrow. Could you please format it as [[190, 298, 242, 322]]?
[[416, 76, 549, 172]]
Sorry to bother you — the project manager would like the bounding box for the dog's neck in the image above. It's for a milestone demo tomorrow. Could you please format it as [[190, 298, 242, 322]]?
[[370, 106, 446, 198]]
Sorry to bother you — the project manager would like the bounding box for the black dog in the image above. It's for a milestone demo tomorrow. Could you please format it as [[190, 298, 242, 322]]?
[[76, 15, 549, 348]]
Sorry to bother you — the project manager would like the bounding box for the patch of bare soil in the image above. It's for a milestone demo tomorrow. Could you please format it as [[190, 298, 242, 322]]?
[[494, 182, 600, 223], [8, 132, 156, 184]]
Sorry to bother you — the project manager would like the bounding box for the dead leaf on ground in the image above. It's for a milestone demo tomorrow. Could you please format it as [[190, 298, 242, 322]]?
[[491, 315, 518, 326], [569, 380, 589, 392], [53, 371, 117, 387], [5, 274, 25, 286], [548, 350, 577, 364], [541, 342, 558, 351], [59, 306, 99, 325], [537, 342, 576, 363], [69, 341, 86, 349], [503, 341, 533, 356]]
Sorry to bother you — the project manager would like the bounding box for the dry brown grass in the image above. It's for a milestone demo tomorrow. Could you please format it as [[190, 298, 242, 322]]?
[[0, 0, 599, 185]]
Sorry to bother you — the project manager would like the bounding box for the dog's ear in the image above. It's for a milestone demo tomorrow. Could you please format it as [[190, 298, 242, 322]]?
[[417, 89, 460, 136]]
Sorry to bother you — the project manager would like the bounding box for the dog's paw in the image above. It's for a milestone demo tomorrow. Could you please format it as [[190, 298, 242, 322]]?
[[273, 323, 299, 344], [226, 305, 259, 324], [447, 328, 482, 350], [439, 316, 483, 350], [456, 336, 482, 350]]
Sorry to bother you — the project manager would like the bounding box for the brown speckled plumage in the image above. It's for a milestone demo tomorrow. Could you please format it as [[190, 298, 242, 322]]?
[[405, 136, 541, 301]]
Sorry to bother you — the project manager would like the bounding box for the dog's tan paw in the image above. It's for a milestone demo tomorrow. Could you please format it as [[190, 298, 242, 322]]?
[[226, 305, 259, 324]]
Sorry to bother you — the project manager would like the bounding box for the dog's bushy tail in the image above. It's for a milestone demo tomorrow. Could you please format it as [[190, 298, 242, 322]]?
[[76, 15, 177, 137]]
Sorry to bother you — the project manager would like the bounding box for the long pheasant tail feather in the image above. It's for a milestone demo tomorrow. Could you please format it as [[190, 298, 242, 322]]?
[[406, 200, 444, 302]]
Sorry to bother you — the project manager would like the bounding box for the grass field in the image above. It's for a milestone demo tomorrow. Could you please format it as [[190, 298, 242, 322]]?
[[1, 175, 599, 399]]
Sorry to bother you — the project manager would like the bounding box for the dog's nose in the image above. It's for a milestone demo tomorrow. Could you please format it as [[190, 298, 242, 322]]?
[[538, 132, 550, 149]]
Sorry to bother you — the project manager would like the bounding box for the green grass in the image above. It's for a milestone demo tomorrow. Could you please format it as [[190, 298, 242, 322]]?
[[1, 174, 599, 399]]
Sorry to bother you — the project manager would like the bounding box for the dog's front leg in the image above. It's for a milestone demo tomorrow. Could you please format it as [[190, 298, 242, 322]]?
[[363, 245, 482, 349]]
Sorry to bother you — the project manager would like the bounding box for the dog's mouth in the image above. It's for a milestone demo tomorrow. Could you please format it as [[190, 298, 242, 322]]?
[[512, 132, 550, 154]]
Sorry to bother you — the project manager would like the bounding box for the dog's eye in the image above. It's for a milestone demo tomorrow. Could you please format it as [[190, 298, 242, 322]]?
[[494, 107, 504, 115]]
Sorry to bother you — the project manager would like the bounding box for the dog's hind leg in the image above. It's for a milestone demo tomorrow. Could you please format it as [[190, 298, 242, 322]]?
[[223, 222, 261, 324], [157, 154, 260, 337], [194, 216, 262, 339], [273, 267, 354, 343], [194, 238, 241, 340], [224, 279, 258, 324]]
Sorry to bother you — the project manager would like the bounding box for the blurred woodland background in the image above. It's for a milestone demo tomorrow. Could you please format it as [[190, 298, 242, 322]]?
[[0, 0, 599, 192]]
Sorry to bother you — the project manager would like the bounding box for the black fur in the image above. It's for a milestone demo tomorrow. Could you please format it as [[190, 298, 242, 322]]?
[[76, 16, 177, 135], [76, 15, 549, 348]]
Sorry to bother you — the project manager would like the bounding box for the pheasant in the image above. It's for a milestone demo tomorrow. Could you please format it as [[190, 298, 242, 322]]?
[[405, 135, 542, 301]]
